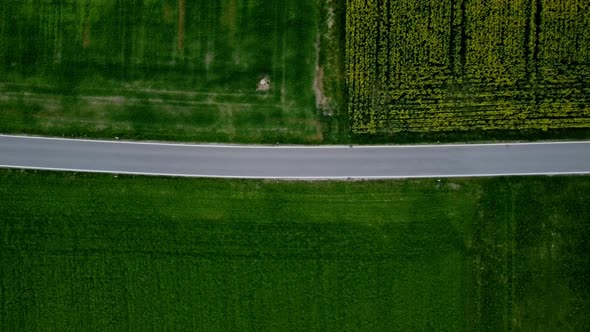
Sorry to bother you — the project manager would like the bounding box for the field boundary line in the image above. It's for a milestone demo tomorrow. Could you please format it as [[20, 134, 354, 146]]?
[[1, 134, 589, 149], [1, 164, 589, 180]]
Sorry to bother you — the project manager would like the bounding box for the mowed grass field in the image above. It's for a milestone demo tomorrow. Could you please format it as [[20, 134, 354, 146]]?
[[1, 170, 588, 330], [344, 0, 590, 141], [0, 0, 321, 143]]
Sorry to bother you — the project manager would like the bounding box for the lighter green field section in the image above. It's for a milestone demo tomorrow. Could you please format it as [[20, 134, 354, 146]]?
[[0, 0, 321, 143], [1, 171, 588, 330]]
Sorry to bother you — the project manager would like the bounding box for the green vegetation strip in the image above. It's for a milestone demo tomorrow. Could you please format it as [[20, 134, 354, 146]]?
[[1, 170, 588, 329]]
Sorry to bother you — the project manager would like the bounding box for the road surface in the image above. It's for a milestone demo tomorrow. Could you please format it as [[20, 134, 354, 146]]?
[[0, 135, 589, 179]]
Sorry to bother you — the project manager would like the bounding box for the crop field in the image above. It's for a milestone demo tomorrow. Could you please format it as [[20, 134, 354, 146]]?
[[0, 0, 321, 143], [345, 0, 590, 137], [1, 170, 588, 329]]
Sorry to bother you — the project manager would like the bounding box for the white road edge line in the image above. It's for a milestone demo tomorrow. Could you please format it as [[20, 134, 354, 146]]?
[[1, 134, 589, 149], [1, 164, 589, 180]]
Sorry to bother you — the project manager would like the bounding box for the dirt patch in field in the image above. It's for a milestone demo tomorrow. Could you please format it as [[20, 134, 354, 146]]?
[[205, 52, 214, 69], [448, 183, 462, 190], [326, 1, 336, 31], [84, 96, 127, 106], [177, 0, 185, 50], [221, 0, 237, 34], [257, 76, 271, 92], [313, 66, 329, 112], [83, 17, 91, 48]]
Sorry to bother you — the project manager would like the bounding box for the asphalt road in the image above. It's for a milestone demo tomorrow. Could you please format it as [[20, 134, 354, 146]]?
[[1, 135, 589, 179]]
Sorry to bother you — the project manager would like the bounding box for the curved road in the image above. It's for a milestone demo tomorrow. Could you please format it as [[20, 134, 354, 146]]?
[[0, 134, 589, 179]]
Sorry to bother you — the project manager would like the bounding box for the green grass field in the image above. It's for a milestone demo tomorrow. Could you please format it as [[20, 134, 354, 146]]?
[[1, 170, 588, 330], [0, 0, 321, 143]]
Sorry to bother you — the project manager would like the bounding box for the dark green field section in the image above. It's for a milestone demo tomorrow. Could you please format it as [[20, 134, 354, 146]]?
[[346, 0, 590, 137], [0, 0, 321, 143], [1, 171, 588, 330]]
